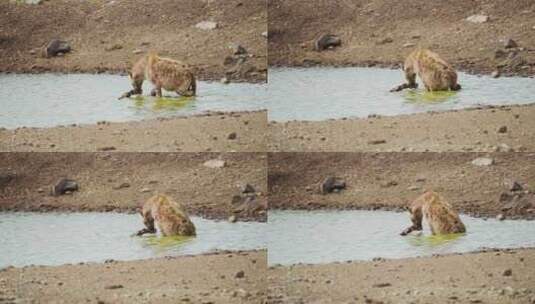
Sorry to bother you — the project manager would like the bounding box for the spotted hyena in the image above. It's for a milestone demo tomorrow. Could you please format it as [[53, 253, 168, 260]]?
[[119, 53, 195, 99], [400, 191, 466, 236], [136, 194, 196, 237], [146, 52, 196, 97], [390, 48, 461, 92]]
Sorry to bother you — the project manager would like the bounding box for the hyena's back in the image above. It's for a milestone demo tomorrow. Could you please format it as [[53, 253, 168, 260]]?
[[420, 191, 466, 234]]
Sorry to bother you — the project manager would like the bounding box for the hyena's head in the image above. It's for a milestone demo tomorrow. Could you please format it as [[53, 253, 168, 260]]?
[[179, 218, 196, 236], [128, 71, 144, 95]]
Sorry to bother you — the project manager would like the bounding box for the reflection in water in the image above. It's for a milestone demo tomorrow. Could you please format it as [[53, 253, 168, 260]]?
[[268, 67, 535, 121], [0, 212, 266, 267], [0, 73, 267, 128], [268, 210, 535, 265]]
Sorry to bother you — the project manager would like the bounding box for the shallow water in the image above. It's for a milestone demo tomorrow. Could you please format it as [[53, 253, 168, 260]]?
[[268, 67, 535, 121], [0, 212, 266, 267], [268, 210, 535, 266], [0, 73, 267, 129]]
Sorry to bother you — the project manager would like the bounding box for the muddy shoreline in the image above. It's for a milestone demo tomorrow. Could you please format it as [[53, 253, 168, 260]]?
[[0, 0, 267, 83], [268, 0, 535, 78], [268, 152, 535, 220], [1, 249, 267, 304], [268, 248, 535, 304], [0, 110, 267, 152], [0, 152, 267, 222], [269, 103, 535, 152]]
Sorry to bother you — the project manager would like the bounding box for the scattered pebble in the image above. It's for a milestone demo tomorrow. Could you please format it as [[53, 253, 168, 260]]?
[[471, 157, 494, 166], [203, 159, 226, 168], [497, 126, 507, 133], [195, 21, 218, 30], [235, 270, 245, 279], [227, 132, 237, 140], [503, 269, 513, 276], [466, 14, 489, 23]]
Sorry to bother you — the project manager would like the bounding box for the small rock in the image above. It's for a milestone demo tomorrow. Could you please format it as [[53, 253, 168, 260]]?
[[235, 270, 245, 279], [506, 180, 523, 192], [376, 37, 393, 45], [195, 21, 218, 30], [372, 283, 392, 288], [403, 42, 415, 48], [496, 213, 505, 221], [261, 31, 268, 38], [491, 70, 501, 78], [98, 146, 116, 151], [497, 126, 507, 133], [52, 178, 79, 196], [227, 132, 237, 140], [132, 49, 143, 54], [228, 215, 237, 223], [408, 185, 420, 191], [230, 44, 247, 55], [368, 139, 386, 145], [504, 38, 518, 49], [105, 44, 122, 51], [503, 269, 512, 276], [497, 143, 512, 152], [314, 34, 342, 51], [220, 77, 230, 84], [113, 182, 130, 190], [321, 177, 346, 194], [140, 188, 151, 193], [203, 159, 226, 168], [466, 14, 489, 24], [241, 184, 255, 194], [471, 157, 493, 166], [105, 284, 124, 289]]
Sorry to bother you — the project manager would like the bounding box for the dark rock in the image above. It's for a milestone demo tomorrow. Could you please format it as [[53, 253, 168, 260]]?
[[113, 182, 130, 190], [52, 178, 79, 196], [497, 126, 507, 133], [241, 183, 255, 194], [231, 44, 247, 55], [368, 139, 387, 145], [0, 172, 16, 188], [504, 38, 518, 49], [105, 284, 124, 289], [372, 282, 392, 288], [503, 269, 512, 276], [507, 181, 523, 192], [235, 270, 245, 278], [314, 34, 342, 51], [43, 39, 71, 58], [228, 132, 237, 140], [321, 177, 346, 194]]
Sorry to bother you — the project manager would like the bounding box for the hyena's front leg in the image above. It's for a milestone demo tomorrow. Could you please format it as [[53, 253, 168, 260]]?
[[390, 66, 418, 92], [150, 87, 163, 97], [136, 211, 157, 236]]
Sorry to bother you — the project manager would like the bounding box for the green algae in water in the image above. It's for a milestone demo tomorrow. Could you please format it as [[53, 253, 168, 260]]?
[[131, 95, 194, 111], [141, 234, 195, 249], [406, 232, 465, 247], [403, 89, 458, 104]]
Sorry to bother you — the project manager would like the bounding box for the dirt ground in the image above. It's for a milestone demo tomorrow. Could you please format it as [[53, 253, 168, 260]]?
[[0, 111, 267, 152], [268, 152, 535, 219], [0, 152, 267, 222], [269, 104, 535, 152], [0, 0, 267, 82], [269, 0, 535, 77], [0, 250, 266, 304], [268, 248, 535, 304]]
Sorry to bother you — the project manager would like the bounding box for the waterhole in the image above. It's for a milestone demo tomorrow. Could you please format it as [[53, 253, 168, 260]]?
[[0, 73, 267, 129], [267, 210, 535, 265], [0, 212, 266, 267], [268, 67, 535, 121]]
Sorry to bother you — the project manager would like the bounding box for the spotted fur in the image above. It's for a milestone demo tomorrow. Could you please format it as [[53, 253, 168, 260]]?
[[401, 191, 466, 235], [137, 194, 196, 237]]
